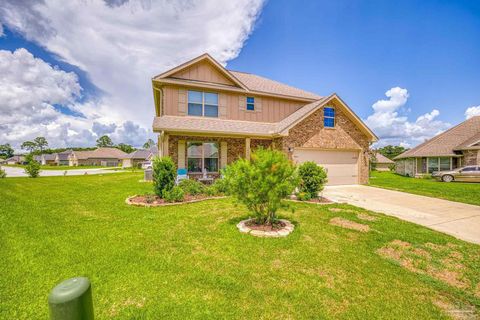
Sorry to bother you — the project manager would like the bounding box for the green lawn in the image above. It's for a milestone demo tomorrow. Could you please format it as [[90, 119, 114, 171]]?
[[369, 171, 480, 206], [4, 164, 118, 170], [1, 174, 479, 319]]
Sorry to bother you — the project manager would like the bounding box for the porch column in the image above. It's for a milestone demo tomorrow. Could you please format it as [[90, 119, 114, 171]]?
[[157, 131, 164, 157], [163, 134, 169, 157], [245, 138, 251, 160]]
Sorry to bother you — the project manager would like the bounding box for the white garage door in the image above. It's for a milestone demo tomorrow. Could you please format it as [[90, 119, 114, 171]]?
[[293, 149, 359, 185]]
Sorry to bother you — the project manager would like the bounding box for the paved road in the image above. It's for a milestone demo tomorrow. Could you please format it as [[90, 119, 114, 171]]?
[[323, 185, 480, 245], [2, 166, 125, 177]]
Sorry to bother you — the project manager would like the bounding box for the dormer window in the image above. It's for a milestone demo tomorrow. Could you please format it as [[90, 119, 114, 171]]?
[[246, 97, 255, 111], [188, 90, 218, 117], [323, 107, 335, 128]]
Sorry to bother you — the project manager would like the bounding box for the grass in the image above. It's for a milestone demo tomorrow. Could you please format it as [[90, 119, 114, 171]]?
[[369, 171, 480, 206], [1, 173, 479, 319], [4, 164, 116, 170]]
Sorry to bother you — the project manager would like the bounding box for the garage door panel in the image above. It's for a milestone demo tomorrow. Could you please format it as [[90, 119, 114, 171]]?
[[293, 149, 359, 185]]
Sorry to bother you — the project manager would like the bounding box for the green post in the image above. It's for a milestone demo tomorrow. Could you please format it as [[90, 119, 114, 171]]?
[[48, 277, 94, 320]]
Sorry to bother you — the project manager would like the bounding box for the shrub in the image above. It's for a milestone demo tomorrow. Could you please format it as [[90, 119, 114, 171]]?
[[152, 156, 176, 198], [211, 177, 228, 194], [145, 193, 156, 204], [163, 186, 184, 203], [297, 161, 327, 199], [178, 179, 205, 195], [0, 167, 6, 178], [24, 154, 41, 178], [296, 191, 311, 201], [388, 163, 396, 172], [223, 148, 298, 225]]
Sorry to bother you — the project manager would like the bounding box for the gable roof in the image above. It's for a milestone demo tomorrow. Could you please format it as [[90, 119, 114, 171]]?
[[153, 53, 321, 101], [375, 153, 394, 164], [395, 116, 480, 159], [124, 146, 158, 160], [72, 148, 127, 160], [153, 94, 377, 142]]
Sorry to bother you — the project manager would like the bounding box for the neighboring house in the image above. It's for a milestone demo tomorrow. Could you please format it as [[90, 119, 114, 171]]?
[[394, 116, 480, 176], [35, 154, 57, 165], [4, 155, 26, 165], [373, 153, 395, 171], [122, 146, 158, 168], [151, 54, 377, 185], [55, 150, 73, 166], [69, 148, 127, 166]]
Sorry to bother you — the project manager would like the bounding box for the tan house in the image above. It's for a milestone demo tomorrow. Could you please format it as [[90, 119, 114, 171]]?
[[395, 116, 480, 176], [69, 148, 127, 167], [122, 146, 158, 168], [35, 154, 56, 165], [152, 54, 377, 185], [373, 153, 394, 171], [55, 150, 73, 166]]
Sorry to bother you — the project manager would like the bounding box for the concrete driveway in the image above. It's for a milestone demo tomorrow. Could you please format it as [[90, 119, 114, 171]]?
[[323, 185, 480, 245], [2, 166, 125, 177]]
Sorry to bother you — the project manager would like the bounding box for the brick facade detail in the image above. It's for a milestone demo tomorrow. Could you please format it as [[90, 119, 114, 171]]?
[[463, 150, 480, 166]]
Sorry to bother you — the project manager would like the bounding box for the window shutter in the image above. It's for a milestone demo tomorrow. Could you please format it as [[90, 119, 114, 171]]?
[[220, 141, 228, 168], [178, 140, 186, 169], [255, 97, 262, 112], [178, 88, 187, 116], [219, 93, 227, 119], [239, 95, 246, 111]]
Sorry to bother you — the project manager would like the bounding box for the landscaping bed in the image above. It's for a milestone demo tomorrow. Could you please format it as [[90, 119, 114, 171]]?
[[126, 194, 225, 207]]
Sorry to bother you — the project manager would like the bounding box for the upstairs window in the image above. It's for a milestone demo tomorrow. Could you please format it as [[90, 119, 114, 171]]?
[[324, 107, 335, 128], [188, 91, 218, 117], [246, 97, 255, 111]]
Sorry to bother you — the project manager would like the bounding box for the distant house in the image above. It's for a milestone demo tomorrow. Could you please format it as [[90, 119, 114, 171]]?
[[373, 153, 394, 171], [69, 147, 128, 167], [395, 116, 480, 176], [35, 154, 57, 165], [55, 150, 73, 166], [122, 146, 158, 168], [4, 155, 26, 165]]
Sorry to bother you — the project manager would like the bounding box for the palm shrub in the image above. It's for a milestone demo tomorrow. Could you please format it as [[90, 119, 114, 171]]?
[[24, 154, 41, 178], [152, 156, 176, 198], [297, 161, 328, 199], [223, 148, 299, 225]]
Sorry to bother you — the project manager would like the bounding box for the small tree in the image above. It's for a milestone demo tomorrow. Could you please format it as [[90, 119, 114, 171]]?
[[24, 154, 41, 178], [152, 156, 176, 198], [96, 135, 114, 148], [223, 148, 299, 225], [0, 167, 6, 178], [298, 162, 328, 199]]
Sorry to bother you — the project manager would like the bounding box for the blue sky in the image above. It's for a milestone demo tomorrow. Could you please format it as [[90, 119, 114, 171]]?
[[0, 0, 479, 149]]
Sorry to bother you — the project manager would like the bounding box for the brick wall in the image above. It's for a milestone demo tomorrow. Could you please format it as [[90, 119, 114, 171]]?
[[463, 150, 480, 166]]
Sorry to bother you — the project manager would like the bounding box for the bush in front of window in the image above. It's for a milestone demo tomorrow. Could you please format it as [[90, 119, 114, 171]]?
[[178, 179, 205, 196], [152, 156, 176, 198], [222, 148, 299, 226], [297, 161, 328, 199], [163, 186, 185, 203]]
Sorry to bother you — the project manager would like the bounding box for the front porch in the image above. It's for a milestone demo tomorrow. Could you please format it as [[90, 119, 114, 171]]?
[[396, 156, 462, 177]]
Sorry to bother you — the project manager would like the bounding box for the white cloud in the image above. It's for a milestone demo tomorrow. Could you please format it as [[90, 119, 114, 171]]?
[[0, 0, 264, 149], [465, 106, 480, 119], [365, 87, 451, 147]]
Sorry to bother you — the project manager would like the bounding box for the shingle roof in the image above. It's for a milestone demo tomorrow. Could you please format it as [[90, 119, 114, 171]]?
[[73, 148, 127, 160], [228, 71, 322, 100], [375, 153, 394, 164], [124, 146, 158, 160], [395, 116, 480, 159], [454, 132, 480, 150], [57, 150, 73, 161]]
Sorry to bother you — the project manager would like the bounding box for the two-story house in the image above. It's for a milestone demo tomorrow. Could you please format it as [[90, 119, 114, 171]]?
[[151, 54, 377, 185]]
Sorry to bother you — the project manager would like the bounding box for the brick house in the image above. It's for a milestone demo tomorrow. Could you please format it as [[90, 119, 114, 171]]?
[[152, 54, 377, 185], [394, 116, 480, 177]]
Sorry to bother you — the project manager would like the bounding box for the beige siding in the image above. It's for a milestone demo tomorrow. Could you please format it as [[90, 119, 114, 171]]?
[[162, 85, 305, 122], [170, 60, 236, 86]]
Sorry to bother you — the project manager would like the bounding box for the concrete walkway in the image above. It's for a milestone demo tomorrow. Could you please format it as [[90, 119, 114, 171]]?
[[2, 166, 125, 177], [323, 185, 480, 245]]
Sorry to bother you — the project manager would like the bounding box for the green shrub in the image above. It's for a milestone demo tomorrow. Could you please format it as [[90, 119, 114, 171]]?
[[296, 192, 311, 201], [152, 156, 176, 198], [0, 168, 6, 178], [298, 161, 327, 199], [178, 179, 205, 195], [211, 177, 227, 194], [223, 148, 298, 225], [163, 186, 184, 203], [24, 154, 41, 178], [388, 163, 396, 172]]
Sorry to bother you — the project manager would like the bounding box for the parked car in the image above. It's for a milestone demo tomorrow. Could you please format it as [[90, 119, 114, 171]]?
[[432, 166, 480, 182]]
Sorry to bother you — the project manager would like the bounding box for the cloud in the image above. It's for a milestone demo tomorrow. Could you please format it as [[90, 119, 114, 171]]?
[[465, 106, 480, 119], [0, 0, 264, 149], [365, 87, 451, 147], [92, 122, 117, 136]]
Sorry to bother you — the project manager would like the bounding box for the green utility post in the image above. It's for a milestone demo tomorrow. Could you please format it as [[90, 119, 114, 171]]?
[[48, 277, 94, 320]]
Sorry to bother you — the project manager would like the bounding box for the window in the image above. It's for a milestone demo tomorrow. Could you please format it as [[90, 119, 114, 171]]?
[[439, 158, 451, 171], [428, 158, 439, 173], [187, 142, 219, 173], [324, 107, 335, 128], [188, 91, 218, 117], [428, 157, 452, 173], [462, 166, 478, 172], [246, 97, 255, 111]]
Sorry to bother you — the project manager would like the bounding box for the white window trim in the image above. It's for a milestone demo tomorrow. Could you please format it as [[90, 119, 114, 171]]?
[[187, 91, 219, 117], [187, 141, 219, 173], [324, 106, 335, 128]]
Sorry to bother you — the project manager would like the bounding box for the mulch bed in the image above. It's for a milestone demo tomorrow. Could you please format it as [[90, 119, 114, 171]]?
[[289, 196, 334, 204], [245, 220, 286, 232], [126, 194, 225, 207]]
